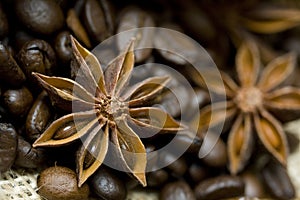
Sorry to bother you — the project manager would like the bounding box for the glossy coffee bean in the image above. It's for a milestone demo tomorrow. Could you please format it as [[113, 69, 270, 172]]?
[[242, 171, 266, 198], [83, 0, 114, 43], [160, 181, 196, 200], [0, 42, 26, 87], [167, 156, 188, 177], [0, 3, 9, 39], [26, 91, 52, 142], [200, 132, 227, 168], [37, 166, 90, 200], [262, 160, 295, 200], [54, 31, 73, 65], [14, 137, 46, 168], [3, 86, 33, 118], [0, 123, 18, 172], [117, 7, 155, 63], [15, 0, 64, 35], [172, 131, 202, 153], [18, 39, 56, 79], [188, 163, 209, 183], [194, 175, 245, 200], [147, 169, 169, 187], [90, 167, 127, 200]]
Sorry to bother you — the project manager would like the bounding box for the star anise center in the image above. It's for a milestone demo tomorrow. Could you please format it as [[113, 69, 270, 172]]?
[[95, 97, 128, 121], [235, 87, 263, 113]]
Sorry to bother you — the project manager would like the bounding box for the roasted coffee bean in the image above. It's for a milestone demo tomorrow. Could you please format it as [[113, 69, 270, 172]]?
[[262, 160, 295, 200], [26, 91, 52, 142], [147, 169, 169, 187], [154, 24, 200, 65], [172, 131, 202, 153], [0, 42, 26, 87], [90, 167, 127, 200], [167, 156, 188, 177], [54, 31, 73, 65], [66, 9, 92, 48], [14, 137, 46, 168], [13, 30, 36, 51], [160, 181, 196, 200], [194, 175, 245, 200], [0, 3, 9, 39], [188, 163, 209, 183], [18, 39, 56, 79], [37, 166, 90, 200], [3, 86, 33, 118], [0, 123, 18, 172], [83, 0, 114, 43], [15, 0, 64, 35], [200, 132, 227, 168], [242, 171, 266, 198], [117, 7, 155, 63]]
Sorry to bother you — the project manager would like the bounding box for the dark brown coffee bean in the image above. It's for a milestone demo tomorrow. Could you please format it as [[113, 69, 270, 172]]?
[[160, 181, 196, 200], [90, 167, 127, 200], [188, 163, 209, 183], [83, 0, 114, 43], [54, 31, 73, 65], [13, 30, 36, 51], [18, 39, 56, 81], [15, 0, 64, 35], [0, 123, 18, 172], [194, 175, 245, 200], [3, 86, 33, 118], [14, 137, 46, 168], [242, 171, 266, 198], [117, 7, 155, 63], [26, 91, 52, 143], [0, 42, 26, 87], [262, 160, 295, 200], [200, 132, 227, 168], [0, 3, 9, 39], [172, 131, 202, 153], [154, 23, 199, 65], [167, 156, 188, 177], [37, 166, 90, 200], [147, 169, 169, 187]]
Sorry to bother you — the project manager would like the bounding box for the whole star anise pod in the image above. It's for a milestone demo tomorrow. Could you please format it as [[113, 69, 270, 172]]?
[[32, 36, 185, 187], [192, 39, 300, 174]]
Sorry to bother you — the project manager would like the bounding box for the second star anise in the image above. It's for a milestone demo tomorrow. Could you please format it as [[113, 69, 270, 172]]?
[[32, 36, 185, 187], [192, 39, 300, 174]]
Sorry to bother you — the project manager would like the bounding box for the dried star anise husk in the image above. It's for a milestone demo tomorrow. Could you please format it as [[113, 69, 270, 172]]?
[[32, 36, 185, 187], [191, 39, 300, 174]]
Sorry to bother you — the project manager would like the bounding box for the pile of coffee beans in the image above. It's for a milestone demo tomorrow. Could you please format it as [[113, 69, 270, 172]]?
[[0, 0, 299, 200]]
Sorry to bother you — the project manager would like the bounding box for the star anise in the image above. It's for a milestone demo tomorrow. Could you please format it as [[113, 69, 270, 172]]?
[[32, 36, 185, 187], [192, 39, 300, 174]]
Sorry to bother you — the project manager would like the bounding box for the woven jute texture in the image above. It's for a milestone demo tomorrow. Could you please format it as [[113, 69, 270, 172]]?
[[0, 120, 300, 200]]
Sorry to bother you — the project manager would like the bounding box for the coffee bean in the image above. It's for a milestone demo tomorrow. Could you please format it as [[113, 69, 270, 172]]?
[[15, 0, 64, 35], [160, 181, 196, 200], [194, 175, 245, 200], [200, 132, 227, 168], [26, 91, 52, 143], [154, 23, 199, 65], [0, 42, 26, 87], [117, 7, 155, 63], [188, 163, 209, 183], [262, 160, 295, 200], [147, 169, 169, 187], [0, 3, 9, 39], [242, 171, 266, 198], [167, 156, 188, 177], [90, 167, 127, 200], [0, 123, 18, 172], [83, 0, 115, 43], [18, 39, 56, 79], [54, 31, 73, 65], [3, 86, 33, 118], [37, 166, 90, 200], [172, 131, 202, 153], [14, 137, 46, 168]]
